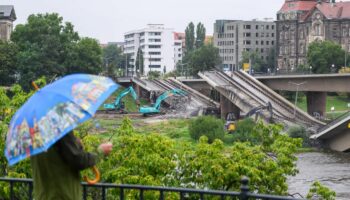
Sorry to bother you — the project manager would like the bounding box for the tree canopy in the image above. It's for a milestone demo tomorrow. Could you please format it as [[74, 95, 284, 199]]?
[[186, 44, 221, 76], [102, 44, 126, 77], [307, 40, 346, 74], [10, 13, 102, 89], [0, 41, 18, 86]]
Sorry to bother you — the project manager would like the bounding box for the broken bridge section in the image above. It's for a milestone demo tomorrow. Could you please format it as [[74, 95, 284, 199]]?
[[198, 70, 325, 131]]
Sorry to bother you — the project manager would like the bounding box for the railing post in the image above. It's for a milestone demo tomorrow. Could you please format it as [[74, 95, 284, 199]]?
[[10, 181, 14, 200], [120, 188, 124, 200], [28, 182, 33, 200], [83, 185, 87, 200], [240, 176, 250, 200], [102, 186, 106, 200]]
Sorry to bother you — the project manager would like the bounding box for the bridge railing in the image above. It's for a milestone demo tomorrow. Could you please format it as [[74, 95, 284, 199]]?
[[0, 177, 305, 200], [317, 111, 350, 133]]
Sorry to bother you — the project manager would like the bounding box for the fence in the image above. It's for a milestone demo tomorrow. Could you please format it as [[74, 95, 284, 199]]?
[[0, 177, 305, 200]]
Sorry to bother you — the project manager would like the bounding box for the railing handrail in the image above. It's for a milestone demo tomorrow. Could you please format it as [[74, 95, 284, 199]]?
[[0, 177, 306, 200]]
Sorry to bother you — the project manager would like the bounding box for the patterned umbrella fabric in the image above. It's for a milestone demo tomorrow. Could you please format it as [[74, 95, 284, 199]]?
[[5, 74, 119, 166]]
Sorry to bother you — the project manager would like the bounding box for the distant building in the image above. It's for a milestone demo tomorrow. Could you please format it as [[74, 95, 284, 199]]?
[[0, 5, 16, 41], [213, 19, 276, 71], [174, 32, 185, 66], [124, 24, 180, 76], [205, 35, 213, 44], [276, 0, 350, 71], [100, 42, 125, 50]]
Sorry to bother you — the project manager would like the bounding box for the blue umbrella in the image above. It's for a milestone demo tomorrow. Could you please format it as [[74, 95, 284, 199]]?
[[5, 74, 119, 166]]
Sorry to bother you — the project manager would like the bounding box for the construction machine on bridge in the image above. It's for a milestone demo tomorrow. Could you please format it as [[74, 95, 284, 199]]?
[[103, 86, 139, 113], [225, 102, 273, 133], [139, 89, 187, 116]]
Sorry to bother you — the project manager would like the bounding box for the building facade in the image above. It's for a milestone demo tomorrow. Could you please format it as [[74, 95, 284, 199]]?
[[277, 0, 350, 71], [124, 24, 181, 76], [213, 20, 276, 71], [0, 5, 16, 41]]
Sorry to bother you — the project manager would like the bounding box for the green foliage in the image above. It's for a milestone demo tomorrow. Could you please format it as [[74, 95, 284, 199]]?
[[195, 22, 206, 49], [189, 116, 225, 143], [185, 22, 195, 52], [11, 13, 102, 90], [66, 37, 102, 74], [307, 40, 346, 74], [240, 51, 267, 72], [229, 118, 257, 143], [187, 44, 222, 76], [0, 40, 18, 86], [307, 181, 336, 200], [147, 71, 161, 79], [102, 44, 126, 77], [135, 47, 144, 76], [288, 126, 311, 147], [117, 117, 134, 136]]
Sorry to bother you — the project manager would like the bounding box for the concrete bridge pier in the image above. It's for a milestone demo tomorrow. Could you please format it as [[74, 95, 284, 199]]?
[[306, 92, 327, 118], [220, 94, 240, 120]]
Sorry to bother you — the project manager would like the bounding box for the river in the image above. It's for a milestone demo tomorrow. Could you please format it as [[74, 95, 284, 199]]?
[[288, 151, 350, 199]]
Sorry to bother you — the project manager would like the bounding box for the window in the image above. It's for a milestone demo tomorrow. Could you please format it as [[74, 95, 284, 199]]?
[[272, 41, 274, 45], [243, 40, 251, 45], [256, 41, 259, 45], [256, 33, 259, 37], [149, 52, 161, 55], [149, 39, 161, 42], [261, 41, 264, 45], [149, 32, 161, 36], [149, 45, 161, 49], [149, 65, 161, 68], [272, 25, 275, 30], [266, 25, 269, 30], [261, 48, 264, 53], [244, 25, 251, 29], [272, 33, 275, 37], [266, 41, 270, 45], [243, 33, 251, 37], [150, 58, 161, 62], [256, 25, 259, 29]]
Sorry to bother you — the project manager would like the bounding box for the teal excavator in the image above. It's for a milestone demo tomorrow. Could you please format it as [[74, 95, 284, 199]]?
[[139, 89, 187, 116], [103, 86, 139, 113]]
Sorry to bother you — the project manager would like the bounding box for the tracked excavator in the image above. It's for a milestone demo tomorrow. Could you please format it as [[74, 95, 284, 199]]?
[[103, 86, 139, 113], [140, 89, 187, 116], [225, 102, 273, 133]]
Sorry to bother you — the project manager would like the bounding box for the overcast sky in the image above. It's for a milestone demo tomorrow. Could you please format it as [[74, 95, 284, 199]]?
[[3, 0, 284, 43]]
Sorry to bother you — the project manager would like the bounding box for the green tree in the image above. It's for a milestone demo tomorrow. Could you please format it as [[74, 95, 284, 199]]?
[[135, 47, 144, 76], [66, 37, 102, 74], [188, 44, 221, 75], [196, 22, 206, 49], [102, 44, 125, 77], [307, 40, 346, 73], [240, 51, 266, 72], [11, 13, 102, 90], [0, 41, 18, 85], [185, 22, 195, 53], [189, 115, 225, 143]]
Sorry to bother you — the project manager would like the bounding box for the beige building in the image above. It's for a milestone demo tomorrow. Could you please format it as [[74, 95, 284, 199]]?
[[0, 5, 16, 41], [277, 0, 350, 71]]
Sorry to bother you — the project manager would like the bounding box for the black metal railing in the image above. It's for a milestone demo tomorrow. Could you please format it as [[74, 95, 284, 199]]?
[[0, 177, 305, 200]]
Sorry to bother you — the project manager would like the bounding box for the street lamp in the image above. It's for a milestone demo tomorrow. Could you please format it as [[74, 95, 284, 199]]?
[[289, 81, 307, 118], [331, 64, 335, 73], [309, 66, 312, 74]]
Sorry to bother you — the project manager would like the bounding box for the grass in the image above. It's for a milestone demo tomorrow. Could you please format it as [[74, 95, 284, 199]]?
[[294, 94, 350, 117]]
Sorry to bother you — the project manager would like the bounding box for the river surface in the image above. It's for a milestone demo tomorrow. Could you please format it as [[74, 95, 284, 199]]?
[[288, 151, 350, 199]]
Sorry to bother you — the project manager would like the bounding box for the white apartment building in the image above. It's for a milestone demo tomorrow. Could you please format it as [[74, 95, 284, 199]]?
[[124, 24, 181, 76]]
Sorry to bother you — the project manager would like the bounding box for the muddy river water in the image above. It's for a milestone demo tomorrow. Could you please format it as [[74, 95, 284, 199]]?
[[288, 151, 350, 199]]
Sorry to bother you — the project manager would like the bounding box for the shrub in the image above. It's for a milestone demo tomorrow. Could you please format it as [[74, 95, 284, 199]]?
[[230, 118, 257, 143], [287, 125, 311, 147], [189, 116, 225, 143]]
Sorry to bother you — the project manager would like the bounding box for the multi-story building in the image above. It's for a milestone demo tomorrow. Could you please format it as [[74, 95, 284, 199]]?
[[276, 0, 350, 71], [174, 32, 184, 67], [0, 5, 16, 41], [213, 20, 276, 71], [124, 24, 180, 76]]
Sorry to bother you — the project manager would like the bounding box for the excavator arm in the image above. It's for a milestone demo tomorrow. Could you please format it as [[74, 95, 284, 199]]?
[[140, 89, 186, 115], [103, 86, 139, 111]]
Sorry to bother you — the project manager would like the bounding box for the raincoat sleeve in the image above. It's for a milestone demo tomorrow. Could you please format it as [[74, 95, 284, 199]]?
[[57, 132, 97, 171]]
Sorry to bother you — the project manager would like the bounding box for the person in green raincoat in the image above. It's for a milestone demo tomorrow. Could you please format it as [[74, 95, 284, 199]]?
[[31, 132, 112, 200]]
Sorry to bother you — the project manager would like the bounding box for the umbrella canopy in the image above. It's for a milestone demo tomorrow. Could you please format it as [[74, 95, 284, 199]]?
[[5, 74, 119, 166]]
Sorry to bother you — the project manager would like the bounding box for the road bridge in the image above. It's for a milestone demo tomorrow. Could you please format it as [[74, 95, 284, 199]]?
[[311, 112, 350, 152], [198, 70, 325, 132]]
